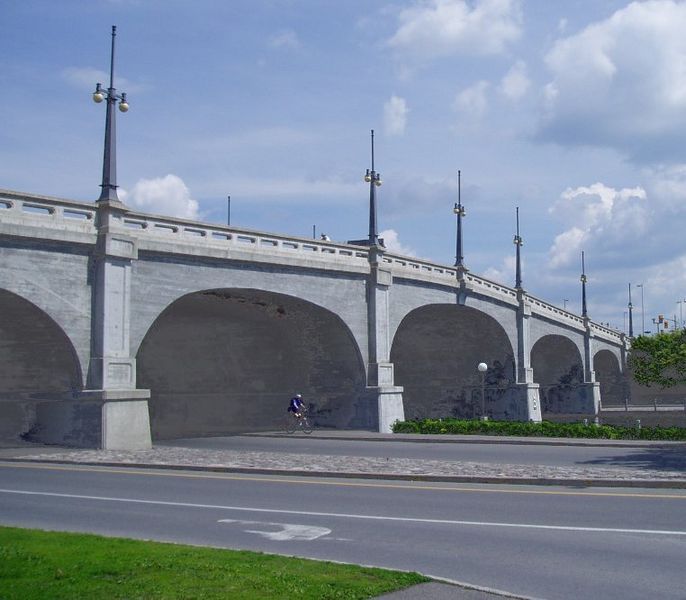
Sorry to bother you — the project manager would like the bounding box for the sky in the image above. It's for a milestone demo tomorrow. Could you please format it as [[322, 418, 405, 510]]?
[[2, 0, 686, 332]]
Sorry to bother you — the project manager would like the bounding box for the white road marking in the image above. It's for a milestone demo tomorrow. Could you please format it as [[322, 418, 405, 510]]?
[[2, 488, 686, 537], [218, 519, 331, 540]]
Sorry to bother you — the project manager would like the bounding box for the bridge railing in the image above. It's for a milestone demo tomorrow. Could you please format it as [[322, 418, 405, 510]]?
[[0, 190, 97, 236], [117, 208, 371, 264], [381, 253, 458, 283], [0, 189, 626, 343]]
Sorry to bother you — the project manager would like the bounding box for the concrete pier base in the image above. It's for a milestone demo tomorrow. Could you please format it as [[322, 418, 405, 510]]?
[[369, 386, 405, 433], [18, 390, 152, 449]]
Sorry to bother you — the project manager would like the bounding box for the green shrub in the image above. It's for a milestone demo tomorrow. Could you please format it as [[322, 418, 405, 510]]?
[[391, 418, 686, 440]]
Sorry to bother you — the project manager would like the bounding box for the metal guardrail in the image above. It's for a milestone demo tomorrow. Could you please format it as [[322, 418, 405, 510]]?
[[603, 399, 686, 412]]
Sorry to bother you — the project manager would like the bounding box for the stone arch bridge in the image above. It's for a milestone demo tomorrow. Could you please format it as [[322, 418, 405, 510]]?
[[0, 189, 628, 448]]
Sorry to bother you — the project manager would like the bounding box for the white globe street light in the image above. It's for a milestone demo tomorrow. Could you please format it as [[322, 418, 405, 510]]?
[[477, 362, 488, 420]]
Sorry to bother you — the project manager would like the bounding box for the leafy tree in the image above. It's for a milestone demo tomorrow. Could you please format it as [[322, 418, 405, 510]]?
[[629, 330, 686, 388]]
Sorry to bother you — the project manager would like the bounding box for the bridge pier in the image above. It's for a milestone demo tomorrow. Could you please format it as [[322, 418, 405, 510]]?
[[85, 200, 151, 449], [516, 289, 542, 422], [367, 247, 405, 432]]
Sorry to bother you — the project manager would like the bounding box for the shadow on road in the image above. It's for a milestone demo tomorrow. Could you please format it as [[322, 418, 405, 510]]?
[[579, 447, 686, 472]]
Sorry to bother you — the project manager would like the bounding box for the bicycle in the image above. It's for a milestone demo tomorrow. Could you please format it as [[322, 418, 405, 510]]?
[[284, 408, 313, 434]]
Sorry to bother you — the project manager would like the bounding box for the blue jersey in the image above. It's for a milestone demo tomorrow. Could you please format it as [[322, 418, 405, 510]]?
[[288, 397, 303, 412]]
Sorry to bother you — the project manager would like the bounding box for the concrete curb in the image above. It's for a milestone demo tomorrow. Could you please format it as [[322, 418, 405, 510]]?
[[4, 457, 686, 489], [250, 431, 686, 449]]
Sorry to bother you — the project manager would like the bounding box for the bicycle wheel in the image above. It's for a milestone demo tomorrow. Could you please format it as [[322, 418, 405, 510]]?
[[284, 415, 296, 434], [301, 416, 313, 434]]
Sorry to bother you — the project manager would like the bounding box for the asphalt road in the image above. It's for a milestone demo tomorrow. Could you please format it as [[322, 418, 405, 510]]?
[[1, 461, 685, 599], [160, 434, 686, 472]]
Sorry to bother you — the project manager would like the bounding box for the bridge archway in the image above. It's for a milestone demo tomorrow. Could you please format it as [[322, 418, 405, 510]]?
[[137, 288, 368, 439], [0, 289, 82, 438], [594, 349, 624, 406], [390, 304, 516, 420], [531, 335, 584, 415]]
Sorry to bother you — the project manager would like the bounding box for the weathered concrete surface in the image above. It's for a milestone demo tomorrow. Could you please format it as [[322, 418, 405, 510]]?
[[391, 304, 518, 420], [138, 289, 370, 439], [0, 190, 632, 447]]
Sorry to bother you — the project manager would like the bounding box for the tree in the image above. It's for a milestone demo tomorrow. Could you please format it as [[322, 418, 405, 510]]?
[[628, 330, 686, 388]]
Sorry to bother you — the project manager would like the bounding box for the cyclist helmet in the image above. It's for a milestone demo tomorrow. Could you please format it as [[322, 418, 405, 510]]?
[[295, 393, 302, 398]]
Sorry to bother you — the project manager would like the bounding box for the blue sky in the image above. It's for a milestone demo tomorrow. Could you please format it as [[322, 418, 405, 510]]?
[[2, 0, 686, 332]]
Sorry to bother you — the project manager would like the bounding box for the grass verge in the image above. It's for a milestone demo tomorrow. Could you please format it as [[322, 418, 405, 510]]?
[[392, 418, 686, 440], [0, 526, 428, 599]]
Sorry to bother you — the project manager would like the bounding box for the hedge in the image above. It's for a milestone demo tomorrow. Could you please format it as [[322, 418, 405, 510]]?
[[391, 418, 686, 441]]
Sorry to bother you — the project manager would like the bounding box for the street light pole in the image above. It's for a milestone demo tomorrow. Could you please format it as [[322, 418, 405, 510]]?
[[477, 362, 488, 420], [636, 284, 645, 334], [628, 283, 634, 338], [227, 195, 231, 227], [453, 170, 466, 273], [514, 206, 523, 290], [678, 300, 683, 329], [364, 130, 382, 246], [92, 25, 129, 203], [580, 251, 588, 318], [563, 299, 569, 310]]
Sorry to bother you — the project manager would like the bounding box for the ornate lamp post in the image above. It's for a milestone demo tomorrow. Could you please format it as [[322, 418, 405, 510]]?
[[580, 251, 588, 318], [92, 25, 129, 203], [628, 283, 634, 338], [514, 206, 523, 289], [453, 170, 466, 272], [364, 129, 382, 246]]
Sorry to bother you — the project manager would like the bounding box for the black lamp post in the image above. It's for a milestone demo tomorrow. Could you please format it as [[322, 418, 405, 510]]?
[[453, 170, 466, 271], [92, 26, 129, 203], [514, 206, 523, 289], [580, 250, 588, 318], [628, 283, 634, 337], [364, 129, 382, 246]]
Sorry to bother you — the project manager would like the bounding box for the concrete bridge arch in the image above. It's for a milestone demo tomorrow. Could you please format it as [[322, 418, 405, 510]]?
[[0, 190, 630, 447], [0, 288, 84, 440], [390, 303, 517, 420], [136, 287, 369, 439], [594, 349, 624, 406]]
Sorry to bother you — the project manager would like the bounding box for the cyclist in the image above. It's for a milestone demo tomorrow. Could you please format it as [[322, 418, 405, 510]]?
[[287, 393, 305, 419]]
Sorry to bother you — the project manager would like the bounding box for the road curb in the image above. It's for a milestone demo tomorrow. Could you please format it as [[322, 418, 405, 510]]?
[[4, 457, 686, 489], [248, 432, 686, 449]]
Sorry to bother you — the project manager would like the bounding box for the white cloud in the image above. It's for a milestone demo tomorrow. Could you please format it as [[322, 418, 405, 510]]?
[[499, 60, 529, 100], [483, 254, 516, 285], [269, 29, 301, 49], [122, 174, 199, 219], [548, 182, 647, 268], [454, 80, 490, 117], [538, 167, 686, 323], [539, 0, 686, 162], [380, 229, 416, 256], [387, 0, 522, 66], [383, 95, 409, 136]]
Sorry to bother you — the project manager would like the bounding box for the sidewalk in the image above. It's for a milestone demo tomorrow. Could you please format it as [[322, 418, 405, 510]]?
[[1, 431, 685, 488]]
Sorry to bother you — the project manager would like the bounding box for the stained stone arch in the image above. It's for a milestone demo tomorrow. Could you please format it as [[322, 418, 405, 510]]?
[[137, 288, 368, 439], [391, 304, 516, 420], [594, 349, 624, 406], [531, 335, 584, 415]]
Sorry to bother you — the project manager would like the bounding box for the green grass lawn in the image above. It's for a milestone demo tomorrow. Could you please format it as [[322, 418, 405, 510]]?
[[0, 526, 428, 599]]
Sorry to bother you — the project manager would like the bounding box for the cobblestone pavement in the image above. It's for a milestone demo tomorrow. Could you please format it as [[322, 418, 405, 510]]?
[[6, 438, 686, 486]]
